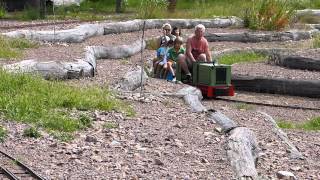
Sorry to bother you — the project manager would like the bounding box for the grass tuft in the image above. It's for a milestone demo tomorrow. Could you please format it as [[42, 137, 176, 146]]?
[[0, 70, 132, 134], [218, 52, 267, 65], [277, 117, 320, 131], [0, 126, 7, 142], [23, 127, 41, 138], [0, 36, 38, 59], [234, 103, 255, 111], [103, 122, 119, 129], [312, 34, 320, 48]]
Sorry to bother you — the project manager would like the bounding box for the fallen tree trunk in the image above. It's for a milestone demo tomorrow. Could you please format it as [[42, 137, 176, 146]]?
[[3, 59, 94, 79], [205, 30, 314, 43], [89, 40, 146, 59], [166, 87, 260, 178], [2, 18, 243, 43], [258, 111, 304, 159], [296, 9, 320, 17], [115, 66, 148, 91], [2, 24, 104, 43], [209, 110, 259, 179], [232, 74, 320, 98], [270, 55, 320, 71]]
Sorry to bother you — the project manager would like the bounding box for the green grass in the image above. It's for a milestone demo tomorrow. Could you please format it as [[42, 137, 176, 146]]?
[[103, 122, 119, 129], [234, 103, 255, 111], [0, 126, 7, 142], [0, 70, 132, 134], [23, 127, 41, 138], [0, 36, 38, 59], [218, 52, 267, 65], [312, 34, 320, 48], [278, 117, 320, 131]]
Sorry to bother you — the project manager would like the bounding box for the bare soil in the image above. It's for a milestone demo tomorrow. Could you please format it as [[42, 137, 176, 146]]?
[[0, 20, 320, 179]]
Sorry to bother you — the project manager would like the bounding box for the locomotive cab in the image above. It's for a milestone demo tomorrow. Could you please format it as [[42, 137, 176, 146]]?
[[176, 61, 234, 98]]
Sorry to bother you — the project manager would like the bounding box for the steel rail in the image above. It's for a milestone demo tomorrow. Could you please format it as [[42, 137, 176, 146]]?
[[0, 166, 19, 180], [0, 150, 46, 180]]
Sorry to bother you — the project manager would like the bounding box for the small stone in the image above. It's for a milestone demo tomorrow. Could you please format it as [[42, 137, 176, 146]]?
[[215, 137, 220, 142], [276, 171, 297, 180], [85, 135, 98, 143], [173, 124, 182, 128], [214, 127, 222, 133], [290, 166, 301, 171], [154, 158, 164, 166], [204, 132, 214, 137], [200, 158, 209, 163], [92, 155, 103, 162], [110, 140, 121, 146]]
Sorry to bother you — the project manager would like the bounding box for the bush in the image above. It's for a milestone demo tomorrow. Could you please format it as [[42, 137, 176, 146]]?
[[138, 0, 168, 19], [243, 0, 296, 31], [0, 1, 6, 18]]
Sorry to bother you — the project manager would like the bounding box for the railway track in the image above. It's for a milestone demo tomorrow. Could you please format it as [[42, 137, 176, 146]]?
[[0, 150, 46, 180], [0, 20, 89, 30]]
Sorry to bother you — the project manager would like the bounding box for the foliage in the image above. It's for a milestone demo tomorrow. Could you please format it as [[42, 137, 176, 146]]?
[[19, 5, 42, 20], [312, 34, 320, 48], [103, 122, 119, 129], [51, 132, 74, 142], [138, 0, 168, 19], [278, 117, 320, 131], [0, 36, 38, 59], [0, 70, 132, 133], [0, 126, 7, 142], [23, 127, 41, 138], [0, 1, 6, 18], [243, 0, 296, 31], [218, 52, 267, 65]]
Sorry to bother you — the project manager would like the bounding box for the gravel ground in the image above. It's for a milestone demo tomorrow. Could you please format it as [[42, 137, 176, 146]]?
[[0, 20, 320, 179]]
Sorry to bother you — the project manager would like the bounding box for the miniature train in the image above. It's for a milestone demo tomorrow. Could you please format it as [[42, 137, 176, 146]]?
[[176, 62, 234, 98]]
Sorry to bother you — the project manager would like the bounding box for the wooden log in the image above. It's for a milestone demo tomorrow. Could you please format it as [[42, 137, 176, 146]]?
[[205, 30, 313, 43], [116, 66, 148, 91], [271, 55, 320, 71], [90, 40, 146, 59], [2, 18, 242, 43], [2, 24, 104, 43], [209, 111, 259, 179], [296, 9, 320, 17], [3, 59, 93, 80], [177, 87, 206, 112], [232, 74, 320, 98], [258, 112, 304, 159]]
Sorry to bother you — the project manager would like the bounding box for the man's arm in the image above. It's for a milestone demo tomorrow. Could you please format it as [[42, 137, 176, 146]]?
[[204, 40, 212, 62], [186, 38, 196, 62]]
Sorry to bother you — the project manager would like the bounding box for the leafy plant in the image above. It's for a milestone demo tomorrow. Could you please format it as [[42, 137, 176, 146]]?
[[138, 0, 168, 19], [23, 127, 41, 138], [0, 126, 7, 142], [243, 0, 296, 31]]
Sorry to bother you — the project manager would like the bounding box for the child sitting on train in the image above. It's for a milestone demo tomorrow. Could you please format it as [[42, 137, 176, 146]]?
[[164, 36, 185, 81], [153, 36, 174, 78]]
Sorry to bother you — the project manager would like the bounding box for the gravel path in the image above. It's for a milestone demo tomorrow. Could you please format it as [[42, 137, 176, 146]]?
[[0, 21, 320, 179]]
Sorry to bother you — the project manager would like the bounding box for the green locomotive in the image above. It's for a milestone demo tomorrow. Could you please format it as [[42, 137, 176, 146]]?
[[176, 62, 234, 97]]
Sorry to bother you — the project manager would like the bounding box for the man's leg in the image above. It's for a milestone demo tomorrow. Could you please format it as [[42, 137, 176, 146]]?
[[177, 54, 191, 75]]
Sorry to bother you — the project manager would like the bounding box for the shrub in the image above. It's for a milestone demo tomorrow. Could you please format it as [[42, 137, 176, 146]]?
[[243, 0, 296, 31]]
